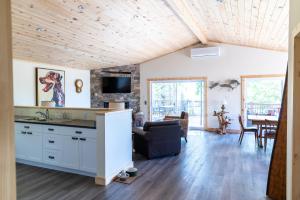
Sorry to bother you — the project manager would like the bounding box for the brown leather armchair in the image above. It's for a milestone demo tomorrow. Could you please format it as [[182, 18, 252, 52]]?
[[164, 112, 189, 142]]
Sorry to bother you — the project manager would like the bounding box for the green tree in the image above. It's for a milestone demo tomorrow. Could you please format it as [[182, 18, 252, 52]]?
[[246, 79, 283, 104]]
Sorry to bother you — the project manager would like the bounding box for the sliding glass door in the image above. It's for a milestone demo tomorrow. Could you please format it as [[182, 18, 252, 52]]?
[[242, 76, 285, 127], [149, 79, 206, 129]]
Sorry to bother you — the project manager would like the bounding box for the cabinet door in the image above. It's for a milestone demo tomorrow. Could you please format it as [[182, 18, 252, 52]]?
[[79, 137, 97, 173], [26, 131, 43, 162], [15, 130, 28, 160], [61, 136, 79, 169]]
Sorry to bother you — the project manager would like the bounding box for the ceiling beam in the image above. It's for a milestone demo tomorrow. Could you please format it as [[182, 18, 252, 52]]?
[[163, 0, 208, 44]]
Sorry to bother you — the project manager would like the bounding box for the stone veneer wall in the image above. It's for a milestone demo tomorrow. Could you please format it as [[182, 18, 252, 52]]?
[[90, 64, 140, 112]]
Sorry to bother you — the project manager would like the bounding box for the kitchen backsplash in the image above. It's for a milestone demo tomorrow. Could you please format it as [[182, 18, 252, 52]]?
[[14, 106, 111, 120]]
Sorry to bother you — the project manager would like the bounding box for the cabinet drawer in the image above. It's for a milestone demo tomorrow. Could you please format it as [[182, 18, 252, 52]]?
[[43, 149, 62, 165], [43, 125, 66, 134], [15, 122, 42, 132], [44, 134, 63, 150], [69, 128, 97, 139]]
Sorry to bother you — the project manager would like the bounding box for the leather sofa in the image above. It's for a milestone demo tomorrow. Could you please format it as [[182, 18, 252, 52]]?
[[133, 120, 182, 159]]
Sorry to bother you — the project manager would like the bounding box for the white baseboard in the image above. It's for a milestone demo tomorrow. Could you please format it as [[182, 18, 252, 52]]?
[[205, 127, 240, 134], [16, 159, 96, 177], [95, 161, 134, 186]]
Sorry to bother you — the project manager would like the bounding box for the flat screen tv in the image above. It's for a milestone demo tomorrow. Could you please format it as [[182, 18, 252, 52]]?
[[102, 77, 131, 93]]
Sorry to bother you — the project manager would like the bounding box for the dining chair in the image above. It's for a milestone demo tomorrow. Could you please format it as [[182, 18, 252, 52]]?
[[263, 119, 277, 151], [238, 115, 258, 144]]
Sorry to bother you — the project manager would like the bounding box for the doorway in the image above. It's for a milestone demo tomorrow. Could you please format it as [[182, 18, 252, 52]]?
[[148, 78, 207, 130], [241, 75, 285, 127]]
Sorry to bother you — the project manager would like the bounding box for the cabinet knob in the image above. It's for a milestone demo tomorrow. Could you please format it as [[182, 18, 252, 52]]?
[[80, 138, 86, 141], [75, 131, 82, 134], [27, 132, 32, 135], [72, 137, 78, 140], [21, 131, 26, 134], [24, 126, 30, 129], [48, 140, 55, 144], [48, 128, 54, 131]]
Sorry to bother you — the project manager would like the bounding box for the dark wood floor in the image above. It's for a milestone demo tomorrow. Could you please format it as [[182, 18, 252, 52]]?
[[17, 131, 273, 200]]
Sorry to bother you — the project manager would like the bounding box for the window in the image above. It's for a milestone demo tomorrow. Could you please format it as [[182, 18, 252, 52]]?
[[149, 79, 206, 129], [242, 76, 285, 127]]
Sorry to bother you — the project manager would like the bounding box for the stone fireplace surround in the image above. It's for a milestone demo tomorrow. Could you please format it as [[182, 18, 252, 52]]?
[[90, 64, 140, 113]]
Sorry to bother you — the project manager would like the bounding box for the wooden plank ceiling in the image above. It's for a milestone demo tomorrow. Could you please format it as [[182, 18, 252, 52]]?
[[11, 0, 288, 69], [180, 0, 289, 51]]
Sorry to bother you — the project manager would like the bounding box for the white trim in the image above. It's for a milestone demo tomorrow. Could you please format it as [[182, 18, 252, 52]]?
[[16, 159, 96, 177]]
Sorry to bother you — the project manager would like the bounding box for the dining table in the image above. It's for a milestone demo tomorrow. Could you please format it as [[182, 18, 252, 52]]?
[[248, 115, 279, 147]]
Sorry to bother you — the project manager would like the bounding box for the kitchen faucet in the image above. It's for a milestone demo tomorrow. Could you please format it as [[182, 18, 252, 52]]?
[[36, 109, 50, 120]]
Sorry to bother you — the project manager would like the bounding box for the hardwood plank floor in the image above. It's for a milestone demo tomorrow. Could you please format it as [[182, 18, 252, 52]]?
[[17, 131, 273, 200]]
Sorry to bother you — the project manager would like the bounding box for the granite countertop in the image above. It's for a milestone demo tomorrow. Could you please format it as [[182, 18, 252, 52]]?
[[15, 116, 96, 129]]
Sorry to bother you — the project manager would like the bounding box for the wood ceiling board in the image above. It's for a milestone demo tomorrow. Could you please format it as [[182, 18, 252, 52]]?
[[12, 0, 198, 69], [163, 0, 208, 44], [12, 2, 160, 59], [11, 0, 288, 69], [185, 0, 288, 52]]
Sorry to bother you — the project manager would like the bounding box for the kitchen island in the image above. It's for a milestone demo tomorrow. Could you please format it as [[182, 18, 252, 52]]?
[[15, 107, 133, 186]]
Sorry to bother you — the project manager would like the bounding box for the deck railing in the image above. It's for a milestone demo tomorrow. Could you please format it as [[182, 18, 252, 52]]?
[[151, 100, 204, 127], [246, 103, 281, 116], [245, 103, 281, 126]]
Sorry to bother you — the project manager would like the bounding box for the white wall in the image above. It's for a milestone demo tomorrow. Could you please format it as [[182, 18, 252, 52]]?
[[140, 43, 287, 130], [13, 59, 91, 108], [287, 0, 300, 199], [96, 110, 133, 185]]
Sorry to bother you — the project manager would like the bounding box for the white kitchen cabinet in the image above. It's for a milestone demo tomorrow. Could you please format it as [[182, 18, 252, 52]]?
[[15, 129, 43, 162], [44, 134, 64, 150], [26, 131, 43, 162], [15, 122, 97, 174], [15, 130, 28, 160], [43, 149, 62, 165], [61, 135, 80, 169], [79, 137, 97, 173]]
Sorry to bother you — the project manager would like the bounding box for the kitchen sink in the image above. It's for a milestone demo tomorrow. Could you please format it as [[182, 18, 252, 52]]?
[[23, 117, 46, 121], [22, 118, 72, 123], [17, 115, 76, 125]]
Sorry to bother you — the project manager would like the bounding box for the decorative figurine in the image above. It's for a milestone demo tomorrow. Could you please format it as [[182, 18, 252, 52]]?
[[213, 104, 231, 134]]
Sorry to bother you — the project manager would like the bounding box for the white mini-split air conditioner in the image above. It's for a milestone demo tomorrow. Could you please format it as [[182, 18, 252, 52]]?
[[190, 46, 221, 58]]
